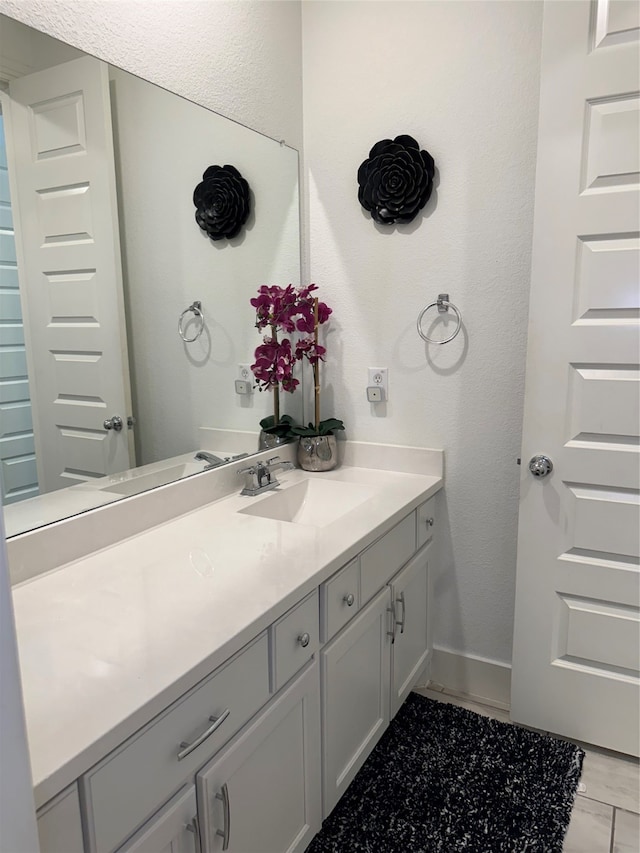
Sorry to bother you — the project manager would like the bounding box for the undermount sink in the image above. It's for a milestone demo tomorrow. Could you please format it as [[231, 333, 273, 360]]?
[[238, 478, 376, 527]]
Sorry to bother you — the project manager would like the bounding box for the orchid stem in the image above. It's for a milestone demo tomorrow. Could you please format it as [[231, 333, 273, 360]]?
[[313, 298, 320, 432], [271, 324, 280, 423]]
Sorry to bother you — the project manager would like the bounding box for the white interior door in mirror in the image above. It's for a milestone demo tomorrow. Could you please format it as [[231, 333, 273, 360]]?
[[6, 56, 133, 493]]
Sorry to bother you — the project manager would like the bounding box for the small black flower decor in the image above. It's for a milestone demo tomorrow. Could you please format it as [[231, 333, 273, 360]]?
[[357, 135, 435, 226], [193, 164, 251, 241]]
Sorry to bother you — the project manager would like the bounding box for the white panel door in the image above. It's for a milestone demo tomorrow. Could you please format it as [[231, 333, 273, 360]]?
[[0, 109, 39, 504], [511, 0, 640, 756], [6, 57, 132, 493]]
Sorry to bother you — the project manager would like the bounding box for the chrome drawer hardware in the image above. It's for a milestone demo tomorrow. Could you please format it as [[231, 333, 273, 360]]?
[[103, 415, 124, 432], [387, 602, 396, 644], [215, 783, 231, 850], [343, 593, 355, 607], [528, 455, 553, 478], [396, 592, 406, 635], [186, 814, 201, 853], [298, 632, 311, 648], [425, 517, 434, 527], [177, 708, 230, 760]]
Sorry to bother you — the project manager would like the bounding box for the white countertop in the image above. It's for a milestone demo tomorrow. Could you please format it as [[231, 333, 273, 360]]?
[[11, 460, 441, 808]]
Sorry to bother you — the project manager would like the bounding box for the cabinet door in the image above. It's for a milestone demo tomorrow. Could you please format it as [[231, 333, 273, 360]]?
[[197, 661, 321, 853], [389, 548, 429, 720], [37, 785, 85, 853], [118, 785, 199, 853], [320, 586, 391, 818]]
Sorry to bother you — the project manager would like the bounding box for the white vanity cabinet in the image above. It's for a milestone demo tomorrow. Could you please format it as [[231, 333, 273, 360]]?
[[31, 485, 438, 853], [197, 661, 321, 853], [320, 497, 435, 817]]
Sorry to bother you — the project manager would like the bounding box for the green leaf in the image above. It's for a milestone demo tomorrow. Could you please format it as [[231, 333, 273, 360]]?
[[289, 417, 345, 437], [259, 414, 296, 436]]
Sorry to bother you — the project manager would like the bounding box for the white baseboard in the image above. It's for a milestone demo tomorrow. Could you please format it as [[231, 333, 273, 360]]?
[[419, 648, 512, 710]]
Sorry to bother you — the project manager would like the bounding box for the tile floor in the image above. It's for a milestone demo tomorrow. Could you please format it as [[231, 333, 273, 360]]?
[[414, 685, 640, 853]]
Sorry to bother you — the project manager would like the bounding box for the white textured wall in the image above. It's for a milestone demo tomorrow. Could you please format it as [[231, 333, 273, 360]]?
[[0, 0, 303, 149], [1, 0, 545, 667], [302, 1, 543, 665]]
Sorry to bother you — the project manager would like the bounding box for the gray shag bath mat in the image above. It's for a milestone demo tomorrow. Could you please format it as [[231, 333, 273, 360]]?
[[309, 693, 584, 853]]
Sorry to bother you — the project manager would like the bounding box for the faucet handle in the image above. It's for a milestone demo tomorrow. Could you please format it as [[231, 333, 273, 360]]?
[[237, 465, 255, 476], [266, 456, 293, 471]]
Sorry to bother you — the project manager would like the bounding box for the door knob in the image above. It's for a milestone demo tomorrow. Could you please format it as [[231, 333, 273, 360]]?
[[528, 455, 553, 478], [103, 415, 124, 432]]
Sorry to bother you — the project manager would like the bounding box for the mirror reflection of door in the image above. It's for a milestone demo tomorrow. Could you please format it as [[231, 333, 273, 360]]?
[[4, 57, 134, 498], [0, 102, 40, 505]]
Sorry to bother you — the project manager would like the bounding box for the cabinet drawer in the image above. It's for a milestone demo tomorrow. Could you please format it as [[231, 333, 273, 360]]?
[[270, 590, 319, 692], [360, 513, 416, 604], [82, 633, 270, 853], [417, 495, 436, 550], [320, 558, 360, 642]]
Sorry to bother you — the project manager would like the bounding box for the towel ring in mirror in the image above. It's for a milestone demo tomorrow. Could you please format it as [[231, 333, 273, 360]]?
[[179, 301, 205, 343], [417, 293, 462, 345]]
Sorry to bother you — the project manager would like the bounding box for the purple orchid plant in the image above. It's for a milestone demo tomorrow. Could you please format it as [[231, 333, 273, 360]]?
[[250, 284, 344, 436]]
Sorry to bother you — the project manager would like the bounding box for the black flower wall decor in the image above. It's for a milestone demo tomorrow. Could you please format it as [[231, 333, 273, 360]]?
[[357, 135, 435, 226], [193, 164, 251, 241]]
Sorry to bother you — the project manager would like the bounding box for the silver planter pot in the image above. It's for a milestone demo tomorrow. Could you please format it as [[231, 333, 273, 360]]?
[[258, 431, 291, 451], [297, 435, 338, 472]]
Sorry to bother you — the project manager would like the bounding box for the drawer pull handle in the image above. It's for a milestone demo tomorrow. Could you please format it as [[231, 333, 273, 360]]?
[[343, 593, 355, 607], [216, 783, 231, 850], [387, 602, 396, 644], [396, 591, 406, 634], [186, 814, 201, 853], [298, 632, 311, 648], [177, 708, 230, 760], [425, 517, 434, 527]]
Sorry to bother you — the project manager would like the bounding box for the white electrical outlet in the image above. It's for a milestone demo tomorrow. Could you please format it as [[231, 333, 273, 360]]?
[[367, 367, 388, 401], [238, 363, 252, 381]]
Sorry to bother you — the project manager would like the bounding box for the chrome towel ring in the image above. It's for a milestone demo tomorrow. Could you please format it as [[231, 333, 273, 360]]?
[[179, 301, 205, 342], [417, 293, 462, 345]]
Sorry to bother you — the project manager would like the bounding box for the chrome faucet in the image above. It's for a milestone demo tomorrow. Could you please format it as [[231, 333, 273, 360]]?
[[195, 451, 225, 469], [238, 456, 294, 496]]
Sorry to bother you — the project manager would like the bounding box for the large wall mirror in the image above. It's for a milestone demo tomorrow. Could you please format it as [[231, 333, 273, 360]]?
[[0, 15, 302, 537]]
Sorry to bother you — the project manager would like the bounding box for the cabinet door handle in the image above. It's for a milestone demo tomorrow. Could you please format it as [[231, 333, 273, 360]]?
[[177, 709, 230, 760], [395, 592, 406, 634], [386, 602, 396, 644], [186, 814, 201, 853], [425, 517, 434, 528], [215, 783, 231, 850], [343, 593, 355, 607]]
